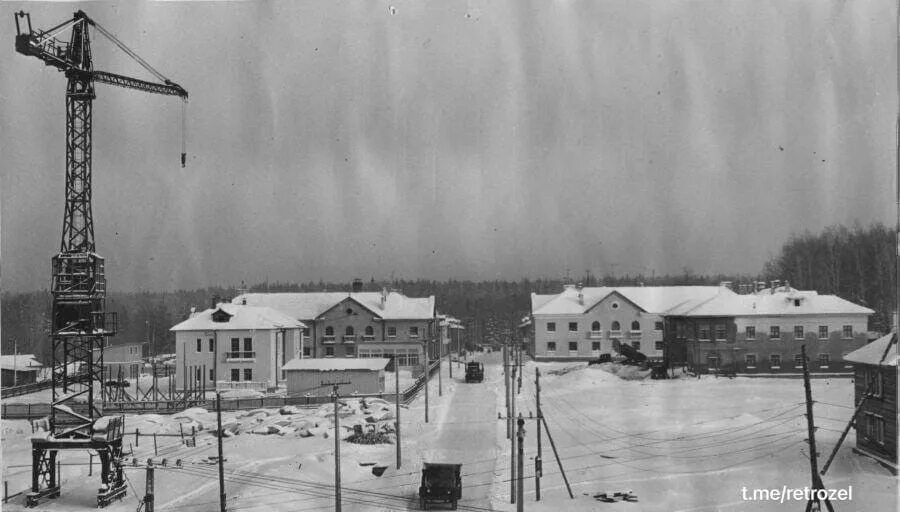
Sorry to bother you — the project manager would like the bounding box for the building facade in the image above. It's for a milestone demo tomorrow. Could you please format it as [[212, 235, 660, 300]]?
[[0, 354, 45, 387], [93, 342, 145, 380], [171, 303, 305, 390], [233, 287, 435, 367], [844, 333, 897, 472], [665, 284, 873, 374], [282, 358, 390, 397], [530, 285, 722, 361]]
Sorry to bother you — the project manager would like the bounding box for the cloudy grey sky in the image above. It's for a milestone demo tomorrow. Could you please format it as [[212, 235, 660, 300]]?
[[1, 0, 896, 292]]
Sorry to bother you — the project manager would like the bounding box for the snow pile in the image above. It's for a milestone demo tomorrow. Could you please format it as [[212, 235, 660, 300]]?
[[591, 362, 652, 380]]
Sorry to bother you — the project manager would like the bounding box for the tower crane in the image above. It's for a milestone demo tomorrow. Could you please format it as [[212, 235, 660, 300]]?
[[13, 10, 188, 507]]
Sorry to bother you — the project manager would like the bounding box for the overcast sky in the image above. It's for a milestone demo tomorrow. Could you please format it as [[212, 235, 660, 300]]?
[[1, 0, 896, 292]]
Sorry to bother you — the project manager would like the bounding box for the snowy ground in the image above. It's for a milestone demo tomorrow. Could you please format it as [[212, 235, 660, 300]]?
[[1, 356, 896, 511]]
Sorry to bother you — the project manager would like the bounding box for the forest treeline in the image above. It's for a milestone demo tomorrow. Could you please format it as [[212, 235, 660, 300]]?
[[3, 222, 894, 363]]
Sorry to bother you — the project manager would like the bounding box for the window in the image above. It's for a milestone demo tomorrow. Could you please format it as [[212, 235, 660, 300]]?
[[325, 326, 334, 336], [655, 341, 664, 351], [793, 326, 804, 339], [547, 322, 556, 332], [842, 325, 853, 339], [866, 369, 884, 397], [715, 324, 726, 341], [698, 324, 710, 340], [345, 345, 356, 356], [365, 326, 374, 336], [632, 341, 640, 351], [302, 327, 310, 337], [631, 321, 641, 331], [591, 321, 601, 332], [770, 326, 781, 340], [568, 322, 578, 332], [568, 341, 578, 352], [770, 354, 781, 368], [346, 308, 354, 315], [591, 342, 601, 351], [654, 321, 664, 331], [243, 337, 253, 352], [345, 326, 354, 336], [745, 354, 757, 367], [196, 339, 202, 352], [387, 326, 397, 338], [303, 346, 311, 357], [244, 368, 252, 381], [209, 368, 215, 381], [546, 342, 556, 353], [818, 354, 830, 367], [409, 326, 419, 338], [209, 338, 215, 352], [611, 302, 620, 310], [195, 367, 201, 381], [745, 326, 756, 340], [794, 354, 804, 367], [865, 413, 885, 444], [230, 369, 240, 381], [794, 299, 801, 307], [611, 321, 621, 331], [818, 326, 828, 339], [325, 346, 334, 357]]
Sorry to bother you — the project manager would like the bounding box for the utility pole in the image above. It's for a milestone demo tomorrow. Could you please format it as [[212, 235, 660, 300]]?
[[424, 340, 429, 423], [504, 343, 510, 439], [535, 368, 543, 501], [510, 347, 517, 505], [332, 385, 342, 512], [541, 414, 574, 499], [517, 414, 525, 512], [395, 357, 401, 469], [801, 345, 834, 512], [216, 392, 226, 512], [144, 465, 155, 512], [448, 320, 453, 379], [438, 326, 443, 397]]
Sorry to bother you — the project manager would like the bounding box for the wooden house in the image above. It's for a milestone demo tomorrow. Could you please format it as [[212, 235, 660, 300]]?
[[844, 332, 897, 473]]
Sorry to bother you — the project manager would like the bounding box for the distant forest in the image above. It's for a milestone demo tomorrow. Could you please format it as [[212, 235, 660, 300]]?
[[3, 222, 895, 363]]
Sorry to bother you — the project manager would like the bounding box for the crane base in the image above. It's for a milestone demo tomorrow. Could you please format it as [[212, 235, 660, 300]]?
[[25, 486, 61, 507], [97, 483, 127, 507]]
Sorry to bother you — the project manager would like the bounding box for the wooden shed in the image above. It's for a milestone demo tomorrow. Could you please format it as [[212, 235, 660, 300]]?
[[281, 358, 390, 396], [0, 354, 45, 387], [844, 332, 897, 473]]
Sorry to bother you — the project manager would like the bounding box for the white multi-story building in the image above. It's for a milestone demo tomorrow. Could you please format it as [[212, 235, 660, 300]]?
[[530, 284, 723, 361]]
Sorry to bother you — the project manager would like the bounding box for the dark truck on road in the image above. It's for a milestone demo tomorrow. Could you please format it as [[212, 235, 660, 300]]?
[[419, 462, 462, 509], [464, 362, 484, 383]]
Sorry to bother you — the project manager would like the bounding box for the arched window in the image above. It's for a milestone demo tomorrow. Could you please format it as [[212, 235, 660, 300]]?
[[325, 326, 334, 336], [345, 326, 354, 336], [365, 326, 374, 336], [591, 321, 601, 332], [611, 321, 621, 331], [631, 321, 640, 331]]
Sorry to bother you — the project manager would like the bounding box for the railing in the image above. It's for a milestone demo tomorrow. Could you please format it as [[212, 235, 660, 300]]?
[[629, 330, 642, 338], [215, 380, 268, 391], [361, 335, 375, 341], [608, 330, 622, 338], [342, 335, 357, 343], [225, 351, 255, 359], [587, 331, 603, 339], [322, 336, 336, 344]]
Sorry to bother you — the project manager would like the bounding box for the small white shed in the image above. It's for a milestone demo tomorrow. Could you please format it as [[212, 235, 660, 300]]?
[[282, 358, 390, 396]]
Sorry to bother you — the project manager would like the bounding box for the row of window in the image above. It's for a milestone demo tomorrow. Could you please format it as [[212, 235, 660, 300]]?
[[196, 337, 254, 353], [692, 325, 854, 341], [193, 367, 253, 382], [547, 321, 663, 332], [741, 353, 834, 368], [545, 341, 664, 353], [323, 326, 419, 337], [358, 348, 420, 366]]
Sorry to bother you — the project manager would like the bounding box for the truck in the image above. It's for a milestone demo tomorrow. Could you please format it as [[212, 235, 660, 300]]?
[[464, 361, 484, 383], [419, 462, 462, 510]]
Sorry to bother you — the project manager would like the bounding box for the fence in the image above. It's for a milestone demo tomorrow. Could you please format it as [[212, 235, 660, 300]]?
[[0, 379, 53, 399], [1, 360, 442, 420]]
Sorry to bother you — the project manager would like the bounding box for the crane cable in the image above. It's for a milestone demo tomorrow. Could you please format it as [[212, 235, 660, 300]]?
[[89, 20, 169, 84]]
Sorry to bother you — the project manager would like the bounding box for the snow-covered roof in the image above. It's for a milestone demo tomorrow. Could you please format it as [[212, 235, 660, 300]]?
[[0, 354, 44, 371], [844, 333, 898, 367], [233, 292, 435, 321], [281, 358, 391, 371], [170, 303, 306, 331], [532, 286, 724, 315], [666, 286, 874, 317]]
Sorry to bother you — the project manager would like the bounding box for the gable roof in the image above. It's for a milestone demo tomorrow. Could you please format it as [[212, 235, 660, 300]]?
[[844, 333, 898, 367], [170, 303, 306, 331], [232, 292, 435, 321], [282, 357, 391, 371], [667, 286, 875, 317], [0, 354, 44, 371], [532, 286, 725, 316]]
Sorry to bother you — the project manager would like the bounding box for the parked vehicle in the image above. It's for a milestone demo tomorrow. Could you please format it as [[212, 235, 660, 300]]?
[[419, 462, 462, 510], [464, 362, 484, 383]]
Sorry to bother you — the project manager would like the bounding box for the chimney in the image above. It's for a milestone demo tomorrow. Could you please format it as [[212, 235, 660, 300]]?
[[576, 282, 584, 305], [211, 295, 220, 309], [784, 280, 790, 291], [352, 278, 364, 293], [381, 287, 388, 308], [770, 280, 780, 294], [241, 297, 247, 305]]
